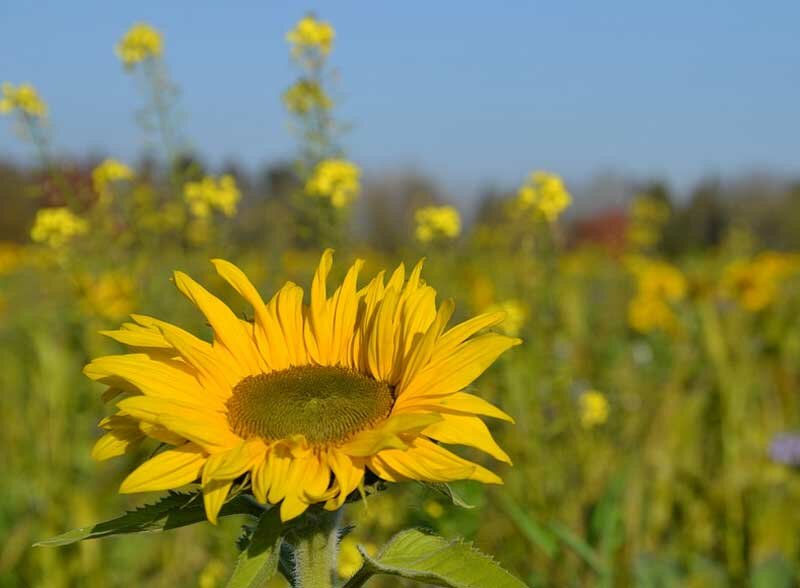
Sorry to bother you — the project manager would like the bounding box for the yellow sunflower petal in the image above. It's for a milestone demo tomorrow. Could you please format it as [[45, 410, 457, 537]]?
[[120, 443, 207, 493], [84, 353, 209, 408], [138, 421, 187, 446], [212, 259, 291, 371], [396, 299, 454, 391], [367, 286, 400, 381], [202, 476, 234, 525], [278, 456, 315, 521], [422, 413, 511, 464], [397, 334, 521, 405], [91, 429, 144, 461], [266, 444, 294, 504], [100, 322, 171, 349], [386, 262, 405, 292], [279, 453, 329, 521], [307, 249, 334, 363], [355, 271, 386, 370], [330, 259, 364, 366], [432, 310, 507, 361], [340, 413, 442, 456], [173, 270, 265, 374], [116, 396, 238, 451], [302, 456, 332, 502], [402, 258, 425, 298], [271, 283, 308, 366], [397, 391, 515, 423], [397, 286, 437, 360], [280, 491, 311, 522], [325, 449, 364, 509], [154, 320, 237, 399], [373, 438, 503, 484], [206, 438, 266, 480], [252, 457, 270, 503]]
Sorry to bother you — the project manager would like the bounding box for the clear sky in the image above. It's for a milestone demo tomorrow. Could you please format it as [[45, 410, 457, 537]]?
[[1, 1, 798, 201]]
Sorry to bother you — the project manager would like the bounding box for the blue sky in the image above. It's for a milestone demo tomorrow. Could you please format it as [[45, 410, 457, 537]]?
[[1, 1, 798, 201]]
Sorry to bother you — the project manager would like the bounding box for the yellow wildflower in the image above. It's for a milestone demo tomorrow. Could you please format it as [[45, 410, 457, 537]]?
[[626, 256, 686, 333], [470, 275, 496, 315], [183, 175, 240, 218], [628, 294, 679, 334], [0, 242, 27, 276], [306, 159, 361, 208], [198, 558, 226, 588], [486, 299, 528, 337], [721, 252, 800, 312], [0, 82, 47, 118], [283, 79, 332, 114], [628, 256, 687, 301], [627, 194, 670, 249], [92, 159, 133, 199], [116, 23, 163, 67], [286, 15, 335, 57], [517, 171, 571, 223], [424, 500, 445, 519], [361, 493, 401, 529], [185, 217, 212, 245], [30, 207, 88, 248], [414, 205, 461, 243], [579, 390, 609, 429], [337, 536, 376, 579], [78, 273, 136, 320]]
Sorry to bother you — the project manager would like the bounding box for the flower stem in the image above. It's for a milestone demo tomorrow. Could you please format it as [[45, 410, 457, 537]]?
[[288, 509, 340, 588]]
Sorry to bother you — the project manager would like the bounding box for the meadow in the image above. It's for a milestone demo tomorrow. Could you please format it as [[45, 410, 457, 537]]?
[[2, 15, 800, 588]]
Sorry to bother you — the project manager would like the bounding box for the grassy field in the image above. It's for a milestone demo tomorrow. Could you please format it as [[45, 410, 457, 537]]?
[[2, 15, 800, 588]]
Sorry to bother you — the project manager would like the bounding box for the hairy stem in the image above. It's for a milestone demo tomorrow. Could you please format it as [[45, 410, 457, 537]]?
[[287, 509, 340, 588]]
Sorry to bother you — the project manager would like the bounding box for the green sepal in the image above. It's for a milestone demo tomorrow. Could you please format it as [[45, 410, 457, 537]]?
[[419, 481, 476, 509], [225, 508, 284, 588]]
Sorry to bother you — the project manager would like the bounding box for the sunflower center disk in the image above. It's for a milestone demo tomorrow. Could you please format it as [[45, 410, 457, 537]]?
[[226, 365, 394, 445]]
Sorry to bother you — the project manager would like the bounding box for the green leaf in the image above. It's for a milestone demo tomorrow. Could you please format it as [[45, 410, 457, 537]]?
[[226, 508, 284, 588], [344, 529, 527, 588], [420, 481, 476, 509], [34, 491, 263, 547]]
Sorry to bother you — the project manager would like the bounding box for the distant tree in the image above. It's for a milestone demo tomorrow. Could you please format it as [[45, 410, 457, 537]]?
[[357, 171, 445, 252], [783, 181, 800, 249], [0, 161, 36, 242], [235, 162, 297, 248], [473, 186, 510, 228], [671, 179, 727, 253]]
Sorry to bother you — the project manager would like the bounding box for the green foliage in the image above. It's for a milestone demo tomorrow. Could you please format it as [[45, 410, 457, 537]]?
[[4, 9, 800, 588], [34, 491, 263, 547], [496, 494, 558, 558], [751, 556, 795, 588], [225, 509, 284, 588], [344, 529, 526, 588]]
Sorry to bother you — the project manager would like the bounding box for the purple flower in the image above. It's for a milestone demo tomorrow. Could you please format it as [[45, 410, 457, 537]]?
[[769, 433, 800, 467]]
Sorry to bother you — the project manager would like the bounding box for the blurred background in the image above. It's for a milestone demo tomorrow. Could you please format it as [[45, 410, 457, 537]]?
[[2, 2, 800, 587]]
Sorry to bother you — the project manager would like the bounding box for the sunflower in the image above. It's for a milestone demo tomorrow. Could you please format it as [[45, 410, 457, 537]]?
[[86, 250, 520, 523]]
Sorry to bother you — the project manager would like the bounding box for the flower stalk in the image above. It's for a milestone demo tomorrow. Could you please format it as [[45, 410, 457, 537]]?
[[287, 509, 341, 588]]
